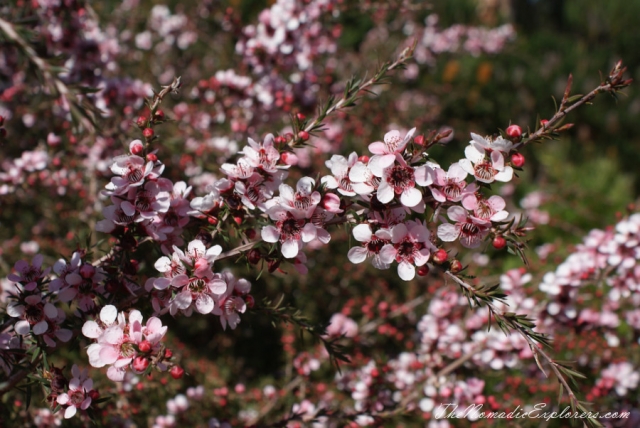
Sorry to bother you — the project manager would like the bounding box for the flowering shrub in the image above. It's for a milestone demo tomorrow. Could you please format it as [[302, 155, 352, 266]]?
[[0, 1, 638, 427]]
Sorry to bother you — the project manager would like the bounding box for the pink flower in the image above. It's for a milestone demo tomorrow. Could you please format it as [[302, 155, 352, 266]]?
[[367, 128, 415, 174], [379, 221, 433, 281], [462, 194, 508, 221], [104, 155, 155, 195], [430, 163, 473, 203], [7, 254, 50, 290], [468, 132, 513, 154], [372, 156, 434, 207], [262, 210, 322, 258], [321, 153, 359, 196], [271, 177, 321, 219], [347, 223, 392, 269], [458, 144, 513, 184], [56, 365, 95, 419], [83, 305, 168, 381], [437, 206, 491, 248], [212, 271, 251, 330], [325, 313, 358, 338], [240, 134, 283, 173]]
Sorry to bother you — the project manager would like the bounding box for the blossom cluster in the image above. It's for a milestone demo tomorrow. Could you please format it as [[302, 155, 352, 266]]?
[[82, 305, 170, 381]]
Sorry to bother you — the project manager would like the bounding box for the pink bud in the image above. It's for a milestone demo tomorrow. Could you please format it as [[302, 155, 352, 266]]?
[[505, 124, 522, 140], [129, 139, 144, 155], [280, 152, 298, 165], [132, 357, 149, 372], [143, 128, 154, 140], [493, 236, 507, 249], [511, 153, 525, 168], [298, 131, 309, 141], [432, 249, 448, 264], [146, 153, 158, 162], [47, 133, 61, 146], [358, 155, 369, 163], [322, 193, 342, 213], [138, 340, 152, 353], [170, 366, 184, 379]]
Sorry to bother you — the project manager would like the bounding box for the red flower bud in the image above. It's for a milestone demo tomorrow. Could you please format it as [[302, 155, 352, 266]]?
[[433, 249, 448, 264], [138, 340, 152, 353], [358, 155, 369, 163], [493, 236, 507, 250], [170, 366, 184, 379], [274, 136, 286, 145], [298, 130, 309, 141], [247, 249, 261, 264], [164, 349, 173, 359], [296, 113, 306, 120], [450, 260, 462, 273], [246, 229, 256, 239], [505, 124, 522, 140], [245, 294, 255, 309], [146, 153, 158, 162], [540, 119, 549, 127], [154, 110, 165, 121], [130, 140, 144, 155], [413, 135, 425, 145], [511, 153, 525, 168], [143, 128, 154, 140], [417, 265, 430, 276], [132, 357, 149, 372], [135, 116, 147, 128]]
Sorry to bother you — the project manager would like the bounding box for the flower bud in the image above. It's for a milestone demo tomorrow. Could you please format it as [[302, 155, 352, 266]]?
[[492, 236, 507, 250], [417, 265, 429, 276], [138, 340, 152, 353], [413, 135, 425, 145], [540, 119, 549, 128], [450, 259, 462, 273], [506, 124, 522, 140], [247, 249, 261, 264], [358, 155, 369, 163], [135, 116, 147, 128], [154, 110, 165, 121], [130, 139, 144, 155], [298, 130, 309, 141], [170, 366, 185, 379], [246, 229, 256, 240], [296, 113, 306, 120], [132, 357, 149, 372], [280, 152, 298, 165], [47, 133, 61, 147], [432, 249, 448, 264], [164, 349, 173, 359], [322, 193, 342, 213], [143, 128, 154, 140], [511, 153, 525, 168], [245, 294, 255, 309], [146, 153, 158, 162], [88, 390, 100, 400], [274, 136, 286, 145]]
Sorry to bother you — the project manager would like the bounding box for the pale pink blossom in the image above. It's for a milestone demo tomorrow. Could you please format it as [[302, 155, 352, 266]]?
[[379, 221, 433, 281], [437, 206, 491, 248], [458, 144, 513, 184]]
